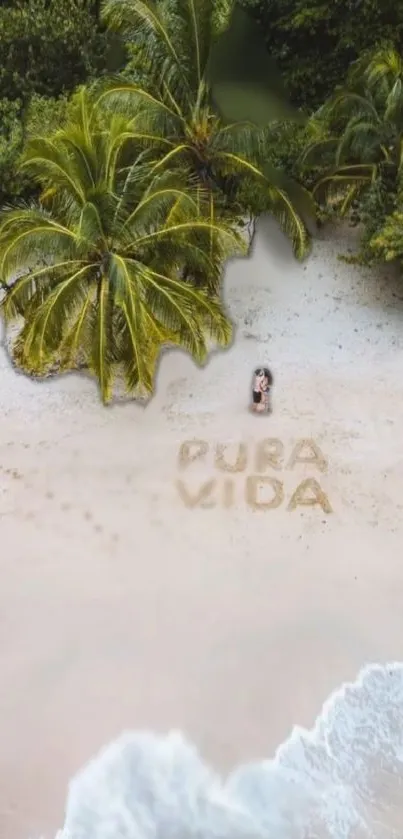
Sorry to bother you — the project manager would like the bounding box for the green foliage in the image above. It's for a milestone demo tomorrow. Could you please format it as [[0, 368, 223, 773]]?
[[2, 0, 403, 402], [99, 0, 312, 258], [0, 100, 28, 204], [0, 0, 123, 206], [0, 0, 131, 207], [239, 0, 403, 109], [0, 93, 71, 206], [301, 46, 403, 264], [0, 0, 111, 103], [0, 90, 246, 402], [352, 179, 398, 265], [0, 0, 319, 402], [24, 94, 71, 139], [369, 209, 403, 263]]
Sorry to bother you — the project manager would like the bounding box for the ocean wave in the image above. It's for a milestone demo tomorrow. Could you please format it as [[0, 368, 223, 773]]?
[[51, 662, 403, 839]]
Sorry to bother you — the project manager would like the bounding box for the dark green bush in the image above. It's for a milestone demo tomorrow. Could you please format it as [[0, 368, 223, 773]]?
[[0, 0, 127, 205], [240, 0, 403, 109]]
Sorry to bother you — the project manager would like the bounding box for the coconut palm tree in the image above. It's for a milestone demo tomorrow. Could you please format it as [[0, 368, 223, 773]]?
[[305, 46, 403, 215], [0, 89, 245, 403], [97, 0, 311, 258]]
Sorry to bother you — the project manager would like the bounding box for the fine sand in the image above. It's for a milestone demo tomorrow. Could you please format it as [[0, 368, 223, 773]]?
[[1, 219, 403, 839]]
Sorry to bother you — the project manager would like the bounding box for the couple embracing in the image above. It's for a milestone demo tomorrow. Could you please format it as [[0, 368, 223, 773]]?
[[251, 367, 273, 413]]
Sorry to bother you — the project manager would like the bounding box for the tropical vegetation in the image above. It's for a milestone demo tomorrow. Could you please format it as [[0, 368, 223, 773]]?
[[0, 90, 245, 402], [300, 46, 403, 264], [239, 0, 403, 110], [98, 0, 311, 257], [1, 0, 403, 402], [0, 0, 310, 401]]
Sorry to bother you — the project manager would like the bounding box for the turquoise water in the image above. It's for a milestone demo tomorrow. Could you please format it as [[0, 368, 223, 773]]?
[[49, 663, 403, 839]]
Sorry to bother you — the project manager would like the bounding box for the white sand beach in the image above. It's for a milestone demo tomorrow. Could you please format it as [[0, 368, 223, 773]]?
[[2, 219, 403, 839]]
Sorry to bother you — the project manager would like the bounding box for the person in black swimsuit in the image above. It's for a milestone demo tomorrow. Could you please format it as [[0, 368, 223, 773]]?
[[251, 367, 273, 413], [252, 368, 264, 410], [263, 368, 273, 388]]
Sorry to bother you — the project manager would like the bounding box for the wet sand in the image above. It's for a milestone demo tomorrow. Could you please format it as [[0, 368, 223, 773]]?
[[1, 220, 403, 839]]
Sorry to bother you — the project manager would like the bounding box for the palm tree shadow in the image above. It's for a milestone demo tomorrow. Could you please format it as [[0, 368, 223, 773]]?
[[253, 215, 297, 265]]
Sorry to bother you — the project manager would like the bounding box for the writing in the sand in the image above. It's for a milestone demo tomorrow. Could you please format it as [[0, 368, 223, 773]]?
[[175, 438, 332, 512]]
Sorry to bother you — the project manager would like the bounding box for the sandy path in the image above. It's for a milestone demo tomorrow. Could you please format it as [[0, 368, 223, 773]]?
[[1, 220, 403, 839]]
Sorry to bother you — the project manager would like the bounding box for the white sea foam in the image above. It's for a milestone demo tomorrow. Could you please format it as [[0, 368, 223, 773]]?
[[49, 663, 403, 839]]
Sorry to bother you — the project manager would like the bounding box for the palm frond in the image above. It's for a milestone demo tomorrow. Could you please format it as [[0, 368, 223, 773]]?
[[138, 263, 232, 355], [100, 0, 308, 256], [335, 117, 383, 164], [59, 294, 95, 369], [101, 0, 193, 106], [365, 47, 403, 92], [313, 164, 376, 207], [300, 136, 338, 166], [325, 91, 380, 124], [89, 274, 115, 403], [0, 98, 243, 402], [268, 187, 311, 259]]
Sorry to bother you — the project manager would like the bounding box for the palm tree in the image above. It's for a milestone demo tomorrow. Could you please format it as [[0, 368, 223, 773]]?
[[305, 46, 403, 215], [0, 89, 246, 403], [97, 0, 311, 259]]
